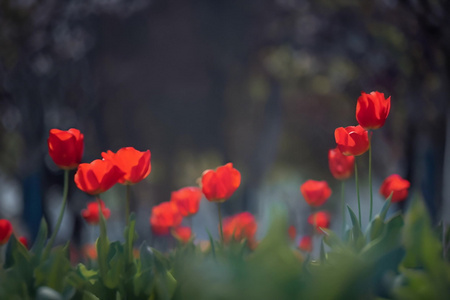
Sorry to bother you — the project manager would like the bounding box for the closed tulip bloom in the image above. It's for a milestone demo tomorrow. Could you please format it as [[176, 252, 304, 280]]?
[[81, 200, 111, 225], [74, 159, 125, 195], [301, 180, 332, 207], [172, 226, 192, 244], [201, 163, 241, 202], [380, 174, 410, 203], [335, 125, 370, 156], [0, 219, 13, 245], [18, 236, 29, 249], [288, 225, 296, 241], [356, 91, 391, 130], [101, 147, 151, 185], [48, 128, 84, 170], [298, 236, 312, 252], [308, 211, 331, 233], [170, 187, 202, 217], [328, 147, 355, 180], [150, 202, 183, 236], [222, 212, 257, 244]]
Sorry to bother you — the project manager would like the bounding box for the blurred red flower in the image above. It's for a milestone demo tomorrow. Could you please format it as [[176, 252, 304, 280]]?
[[380, 174, 410, 203], [328, 147, 355, 180], [170, 187, 202, 217], [308, 211, 331, 233], [81, 200, 111, 225], [18, 236, 28, 249], [300, 180, 332, 207], [74, 159, 125, 195], [288, 225, 296, 241], [0, 219, 13, 245], [150, 202, 183, 236], [335, 125, 370, 156], [356, 91, 391, 130], [298, 235, 312, 252], [201, 163, 241, 202], [222, 212, 257, 244], [172, 226, 192, 244], [48, 128, 84, 170], [101, 147, 151, 185]]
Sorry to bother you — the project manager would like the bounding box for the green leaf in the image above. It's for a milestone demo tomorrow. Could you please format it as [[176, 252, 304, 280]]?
[[82, 291, 100, 300], [4, 234, 31, 269], [96, 209, 110, 282], [34, 246, 71, 293], [31, 218, 48, 257], [205, 228, 216, 259], [347, 205, 365, 250], [379, 195, 392, 221], [124, 213, 137, 265]]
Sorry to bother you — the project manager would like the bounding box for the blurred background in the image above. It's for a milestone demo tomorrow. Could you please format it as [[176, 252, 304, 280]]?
[[0, 0, 449, 252]]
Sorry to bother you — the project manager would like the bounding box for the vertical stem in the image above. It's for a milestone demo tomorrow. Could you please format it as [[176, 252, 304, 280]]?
[[341, 180, 346, 236], [44, 169, 69, 259], [0, 245, 4, 268], [355, 160, 362, 227], [217, 203, 224, 243], [443, 221, 447, 261], [369, 132, 373, 221], [126, 185, 131, 227]]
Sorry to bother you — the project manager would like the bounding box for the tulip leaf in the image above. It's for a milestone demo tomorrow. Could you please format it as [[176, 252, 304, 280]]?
[[124, 213, 137, 265], [34, 246, 71, 293], [379, 195, 392, 221], [82, 291, 100, 300], [347, 205, 364, 250], [31, 217, 48, 257], [96, 211, 110, 282]]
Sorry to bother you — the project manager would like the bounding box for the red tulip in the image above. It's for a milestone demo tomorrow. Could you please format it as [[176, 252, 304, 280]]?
[[328, 147, 355, 180], [81, 200, 111, 225], [101, 147, 151, 185], [356, 91, 391, 130], [150, 202, 183, 236], [288, 225, 296, 241], [0, 219, 13, 245], [74, 159, 125, 195], [222, 212, 257, 244], [201, 163, 241, 202], [18, 236, 28, 249], [48, 128, 84, 170], [308, 211, 331, 233], [172, 226, 192, 244], [300, 180, 332, 207], [170, 187, 202, 217], [380, 174, 410, 203], [335, 125, 370, 156], [298, 235, 312, 252]]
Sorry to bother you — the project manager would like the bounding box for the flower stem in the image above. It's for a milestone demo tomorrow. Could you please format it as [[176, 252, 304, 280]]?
[[369, 132, 373, 222], [126, 185, 131, 227], [44, 169, 69, 259], [217, 203, 224, 243], [355, 160, 362, 228], [341, 180, 346, 236]]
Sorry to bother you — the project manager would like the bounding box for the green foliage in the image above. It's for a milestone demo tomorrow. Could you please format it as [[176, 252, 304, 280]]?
[[2, 196, 450, 299]]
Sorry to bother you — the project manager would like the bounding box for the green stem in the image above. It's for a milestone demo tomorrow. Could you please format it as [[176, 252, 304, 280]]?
[[341, 180, 346, 236], [355, 160, 362, 228], [126, 185, 131, 227], [369, 132, 373, 222], [44, 169, 69, 259], [217, 203, 224, 244]]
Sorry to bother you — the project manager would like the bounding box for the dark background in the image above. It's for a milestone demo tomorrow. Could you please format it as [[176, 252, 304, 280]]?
[[0, 0, 449, 248]]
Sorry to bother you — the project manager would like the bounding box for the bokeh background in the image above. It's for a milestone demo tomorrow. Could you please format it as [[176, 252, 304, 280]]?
[[0, 0, 449, 252]]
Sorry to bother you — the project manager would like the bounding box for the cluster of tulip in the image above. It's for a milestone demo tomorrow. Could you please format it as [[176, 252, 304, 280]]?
[[292, 91, 411, 254]]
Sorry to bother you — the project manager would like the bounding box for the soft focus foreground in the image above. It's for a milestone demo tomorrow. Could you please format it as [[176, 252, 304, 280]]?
[[0, 91, 449, 300]]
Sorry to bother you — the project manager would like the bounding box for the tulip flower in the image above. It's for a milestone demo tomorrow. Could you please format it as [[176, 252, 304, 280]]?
[[74, 159, 125, 195], [222, 212, 257, 244], [81, 200, 111, 225], [328, 147, 355, 180], [170, 187, 202, 217], [150, 202, 183, 236], [300, 180, 332, 207], [0, 219, 13, 245], [380, 174, 410, 203], [101, 147, 151, 185], [356, 91, 391, 130], [18, 236, 28, 249], [172, 226, 192, 244], [335, 125, 370, 156], [288, 225, 296, 241], [201, 163, 241, 202], [308, 211, 331, 233], [48, 128, 84, 170], [298, 236, 312, 252]]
